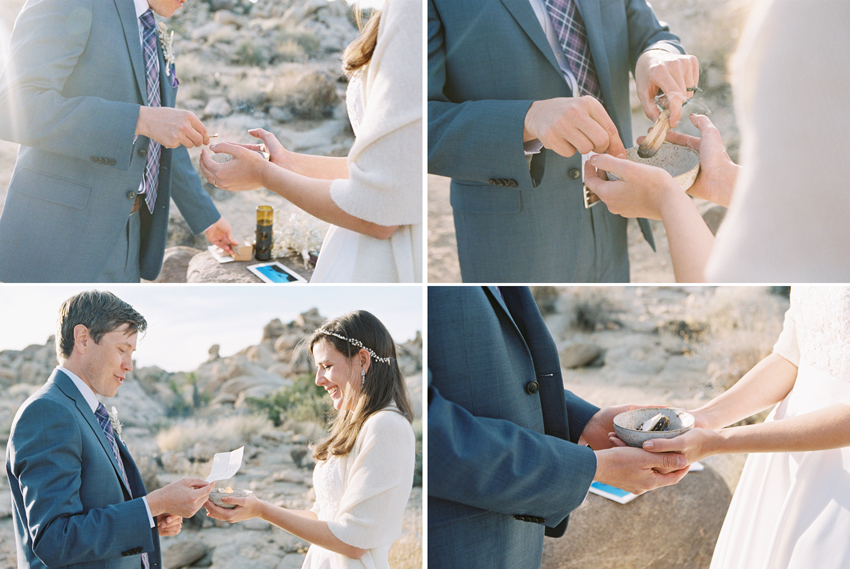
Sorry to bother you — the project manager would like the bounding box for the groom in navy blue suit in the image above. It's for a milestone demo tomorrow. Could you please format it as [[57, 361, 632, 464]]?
[[428, 287, 689, 569], [6, 291, 214, 568]]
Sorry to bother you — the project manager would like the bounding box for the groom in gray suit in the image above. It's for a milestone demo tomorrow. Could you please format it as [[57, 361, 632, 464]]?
[[0, 0, 237, 282], [429, 0, 698, 282], [6, 290, 214, 568]]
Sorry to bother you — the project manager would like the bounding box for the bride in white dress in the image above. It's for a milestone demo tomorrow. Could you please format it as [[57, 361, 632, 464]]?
[[637, 286, 850, 568], [204, 311, 416, 569], [199, 0, 422, 283]]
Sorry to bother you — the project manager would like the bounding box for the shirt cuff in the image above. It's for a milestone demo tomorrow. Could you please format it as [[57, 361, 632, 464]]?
[[523, 139, 543, 155], [142, 497, 155, 528]]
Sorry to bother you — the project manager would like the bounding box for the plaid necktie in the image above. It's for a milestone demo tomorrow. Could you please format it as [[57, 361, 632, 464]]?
[[95, 403, 150, 569], [543, 0, 604, 104], [139, 9, 161, 214]]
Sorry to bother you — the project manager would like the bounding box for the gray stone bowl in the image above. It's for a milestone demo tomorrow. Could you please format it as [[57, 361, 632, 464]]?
[[208, 488, 252, 509], [613, 407, 695, 448], [607, 142, 700, 191]]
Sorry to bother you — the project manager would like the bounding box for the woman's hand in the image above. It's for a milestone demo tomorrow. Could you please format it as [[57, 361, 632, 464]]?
[[204, 494, 264, 524], [199, 142, 272, 192], [584, 153, 686, 220], [157, 514, 183, 537], [640, 428, 721, 465], [643, 114, 740, 208]]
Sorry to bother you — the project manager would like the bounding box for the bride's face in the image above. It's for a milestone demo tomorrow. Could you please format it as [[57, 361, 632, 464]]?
[[313, 340, 361, 411]]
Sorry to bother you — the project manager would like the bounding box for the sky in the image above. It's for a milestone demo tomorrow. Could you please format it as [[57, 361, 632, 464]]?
[[0, 285, 422, 372]]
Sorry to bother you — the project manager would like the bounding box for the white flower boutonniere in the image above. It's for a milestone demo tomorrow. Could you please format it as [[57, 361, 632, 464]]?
[[108, 406, 124, 438], [157, 22, 180, 88]]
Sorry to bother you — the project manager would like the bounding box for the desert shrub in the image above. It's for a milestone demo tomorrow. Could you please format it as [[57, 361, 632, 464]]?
[[232, 40, 271, 66], [388, 502, 422, 569], [569, 288, 622, 332], [247, 373, 331, 428], [271, 71, 339, 120], [157, 414, 273, 453]]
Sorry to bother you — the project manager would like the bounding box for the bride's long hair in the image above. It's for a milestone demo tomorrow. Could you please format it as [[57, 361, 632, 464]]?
[[309, 310, 413, 461], [341, 3, 382, 76]]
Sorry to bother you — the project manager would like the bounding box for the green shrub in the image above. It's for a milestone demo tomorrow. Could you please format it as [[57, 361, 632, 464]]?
[[247, 373, 330, 427]]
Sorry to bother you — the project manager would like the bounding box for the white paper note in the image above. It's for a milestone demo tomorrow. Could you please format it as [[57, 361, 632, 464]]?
[[206, 446, 244, 482]]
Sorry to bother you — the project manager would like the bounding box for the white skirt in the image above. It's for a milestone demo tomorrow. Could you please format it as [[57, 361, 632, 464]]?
[[710, 362, 850, 569]]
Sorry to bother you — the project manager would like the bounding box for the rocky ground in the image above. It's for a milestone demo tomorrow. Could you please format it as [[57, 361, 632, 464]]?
[[427, 0, 757, 283], [1, 0, 362, 281], [0, 308, 423, 569]]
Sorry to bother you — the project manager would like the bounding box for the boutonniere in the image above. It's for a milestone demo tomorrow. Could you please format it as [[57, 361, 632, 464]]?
[[157, 22, 180, 88], [108, 406, 124, 438]]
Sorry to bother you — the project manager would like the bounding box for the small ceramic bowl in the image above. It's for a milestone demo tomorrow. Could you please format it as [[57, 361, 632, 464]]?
[[209, 488, 252, 509], [613, 407, 695, 448], [607, 142, 700, 191]]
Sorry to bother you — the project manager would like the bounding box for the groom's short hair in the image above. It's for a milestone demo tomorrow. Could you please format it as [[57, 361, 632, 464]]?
[[56, 291, 147, 360]]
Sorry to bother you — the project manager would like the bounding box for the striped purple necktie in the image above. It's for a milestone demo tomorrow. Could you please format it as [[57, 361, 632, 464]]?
[[139, 9, 161, 214], [95, 403, 150, 569], [542, 0, 604, 104]]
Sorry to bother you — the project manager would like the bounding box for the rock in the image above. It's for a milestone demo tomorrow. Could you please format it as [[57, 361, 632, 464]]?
[[275, 554, 306, 569], [164, 541, 209, 569], [702, 205, 728, 236], [203, 96, 232, 118], [166, 211, 208, 250], [541, 467, 732, 569], [262, 319, 287, 342], [208, 344, 221, 361], [559, 343, 603, 369], [153, 246, 201, 283], [187, 252, 261, 283], [290, 448, 308, 468]]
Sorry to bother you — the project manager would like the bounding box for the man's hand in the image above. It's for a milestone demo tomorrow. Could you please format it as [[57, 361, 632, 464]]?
[[635, 50, 700, 127], [157, 514, 183, 537], [594, 447, 689, 495], [146, 478, 214, 518], [204, 216, 238, 256], [136, 107, 210, 148], [523, 96, 626, 158], [580, 404, 642, 450]]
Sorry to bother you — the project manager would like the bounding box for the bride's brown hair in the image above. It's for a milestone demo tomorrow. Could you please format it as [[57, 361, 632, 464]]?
[[342, 4, 381, 76], [309, 310, 413, 461]]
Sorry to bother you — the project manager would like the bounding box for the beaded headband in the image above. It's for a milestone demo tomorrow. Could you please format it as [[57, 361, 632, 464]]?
[[316, 328, 393, 365]]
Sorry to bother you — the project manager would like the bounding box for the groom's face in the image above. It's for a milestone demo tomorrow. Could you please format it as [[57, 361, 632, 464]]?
[[78, 323, 138, 398], [148, 0, 186, 19]]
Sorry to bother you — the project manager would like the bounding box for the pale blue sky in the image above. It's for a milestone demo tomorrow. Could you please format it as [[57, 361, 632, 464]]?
[[0, 285, 422, 373]]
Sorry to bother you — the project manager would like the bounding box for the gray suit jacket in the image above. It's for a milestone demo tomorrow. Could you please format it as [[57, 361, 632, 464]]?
[[0, 0, 220, 282], [6, 370, 161, 568], [428, 286, 599, 569], [428, 0, 685, 283]]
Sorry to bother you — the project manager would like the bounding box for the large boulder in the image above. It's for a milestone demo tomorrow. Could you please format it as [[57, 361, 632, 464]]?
[[542, 467, 732, 569]]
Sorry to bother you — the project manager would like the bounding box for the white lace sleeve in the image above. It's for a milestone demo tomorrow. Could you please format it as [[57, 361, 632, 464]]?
[[773, 304, 800, 368]]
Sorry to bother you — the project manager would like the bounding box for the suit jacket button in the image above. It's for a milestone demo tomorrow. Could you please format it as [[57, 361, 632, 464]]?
[[127, 191, 137, 200], [108, 159, 116, 166], [507, 179, 518, 187], [90, 156, 97, 163], [568, 168, 581, 180], [525, 381, 539, 395], [488, 179, 498, 186], [138, 148, 148, 157]]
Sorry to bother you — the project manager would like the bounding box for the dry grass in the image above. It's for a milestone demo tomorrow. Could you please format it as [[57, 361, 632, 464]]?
[[388, 491, 423, 569], [156, 414, 274, 453]]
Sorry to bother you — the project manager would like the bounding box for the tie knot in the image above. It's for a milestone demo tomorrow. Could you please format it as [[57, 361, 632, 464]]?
[[140, 9, 156, 30], [95, 402, 109, 421]]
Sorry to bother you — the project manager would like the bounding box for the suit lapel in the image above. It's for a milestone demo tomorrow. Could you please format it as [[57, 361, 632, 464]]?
[[53, 371, 133, 498], [575, 0, 616, 120], [500, 0, 563, 78], [115, 0, 148, 105]]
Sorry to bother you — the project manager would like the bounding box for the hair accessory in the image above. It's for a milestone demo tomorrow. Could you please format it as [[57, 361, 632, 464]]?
[[317, 328, 393, 364]]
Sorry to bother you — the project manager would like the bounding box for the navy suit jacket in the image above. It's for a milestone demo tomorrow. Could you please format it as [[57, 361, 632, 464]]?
[[428, 286, 599, 569], [0, 0, 220, 282], [6, 370, 161, 569], [428, 0, 685, 282]]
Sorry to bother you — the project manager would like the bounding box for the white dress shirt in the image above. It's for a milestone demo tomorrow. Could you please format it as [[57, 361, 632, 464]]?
[[59, 366, 155, 528]]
